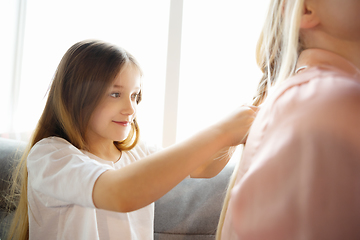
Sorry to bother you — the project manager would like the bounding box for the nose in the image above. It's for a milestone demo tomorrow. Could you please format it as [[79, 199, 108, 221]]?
[[121, 97, 136, 116]]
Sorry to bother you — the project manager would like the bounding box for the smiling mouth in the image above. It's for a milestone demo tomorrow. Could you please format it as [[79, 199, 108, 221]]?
[[113, 121, 130, 126]]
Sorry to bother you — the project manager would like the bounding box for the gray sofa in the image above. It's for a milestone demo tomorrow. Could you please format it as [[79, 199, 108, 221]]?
[[0, 137, 234, 239], [0, 138, 26, 240]]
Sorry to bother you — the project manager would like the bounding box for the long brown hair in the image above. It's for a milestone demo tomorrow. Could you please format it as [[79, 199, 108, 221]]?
[[7, 40, 143, 240], [216, 0, 305, 238]]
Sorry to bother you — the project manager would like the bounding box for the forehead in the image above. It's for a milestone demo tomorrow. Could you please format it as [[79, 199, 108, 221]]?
[[111, 62, 141, 89]]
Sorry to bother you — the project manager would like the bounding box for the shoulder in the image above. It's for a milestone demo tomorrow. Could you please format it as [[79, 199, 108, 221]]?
[[270, 68, 360, 133], [28, 137, 111, 172], [31, 136, 79, 151], [29, 136, 83, 160], [247, 67, 360, 157], [273, 67, 360, 106]]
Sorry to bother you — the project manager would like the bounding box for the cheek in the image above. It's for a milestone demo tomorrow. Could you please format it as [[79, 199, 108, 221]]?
[[88, 106, 109, 130], [87, 112, 103, 133]]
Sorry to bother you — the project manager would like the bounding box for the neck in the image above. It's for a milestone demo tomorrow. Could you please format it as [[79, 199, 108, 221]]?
[[86, 138, 121, 162], [325, 42, 360, 71], [303, 30, 360, 71]]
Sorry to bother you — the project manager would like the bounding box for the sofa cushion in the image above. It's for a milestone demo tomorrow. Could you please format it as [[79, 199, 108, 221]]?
[[154, 164, 234, 240]]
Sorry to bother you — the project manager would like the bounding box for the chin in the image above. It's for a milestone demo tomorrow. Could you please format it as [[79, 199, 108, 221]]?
[[110, 129, 131, 142], [114, 134, 130, 142]]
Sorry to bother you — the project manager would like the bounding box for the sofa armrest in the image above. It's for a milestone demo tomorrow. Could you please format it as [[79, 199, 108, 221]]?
[[0, 138, 26, 239]]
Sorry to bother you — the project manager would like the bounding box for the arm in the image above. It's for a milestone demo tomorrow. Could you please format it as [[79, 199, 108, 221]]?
[[189, 106, 258, 178], [93, 106, 257, 213], [189, 146, 235, 179]]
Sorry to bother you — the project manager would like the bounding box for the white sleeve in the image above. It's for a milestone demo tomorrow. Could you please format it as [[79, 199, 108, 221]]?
[[27, 137, 112, 208]]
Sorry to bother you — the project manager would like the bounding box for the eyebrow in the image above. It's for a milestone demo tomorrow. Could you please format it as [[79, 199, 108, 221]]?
[[112, 84, 141, 90]]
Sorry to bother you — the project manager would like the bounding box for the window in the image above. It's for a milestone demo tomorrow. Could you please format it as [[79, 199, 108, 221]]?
[[1, 0, 268, 160], [0, 0, 20, 136], [3, 0, 170, 144], [177, 1, 267, 143]]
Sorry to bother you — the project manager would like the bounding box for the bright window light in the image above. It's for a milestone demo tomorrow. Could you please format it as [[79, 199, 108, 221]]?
[[13, 0, 170, 144], [177, 0, 267, 142], [2, 0, 268, 151]]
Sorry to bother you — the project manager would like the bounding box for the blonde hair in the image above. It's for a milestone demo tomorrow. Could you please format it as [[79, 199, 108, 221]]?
[[216, 0, 305, 238], [7, 40, 143, 240]]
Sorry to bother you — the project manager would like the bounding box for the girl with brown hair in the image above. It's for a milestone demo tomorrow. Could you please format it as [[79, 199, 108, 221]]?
[[8, 39, 257, 240]]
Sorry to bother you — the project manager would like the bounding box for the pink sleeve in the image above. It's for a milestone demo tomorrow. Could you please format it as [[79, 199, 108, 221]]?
[[229, 75, 360, 239]]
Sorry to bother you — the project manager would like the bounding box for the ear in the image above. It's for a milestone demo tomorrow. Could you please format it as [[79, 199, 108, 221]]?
[[300, 1, 320, 29]]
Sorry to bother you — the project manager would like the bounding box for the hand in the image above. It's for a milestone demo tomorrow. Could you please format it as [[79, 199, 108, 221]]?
[[215, 105, 259, 147]]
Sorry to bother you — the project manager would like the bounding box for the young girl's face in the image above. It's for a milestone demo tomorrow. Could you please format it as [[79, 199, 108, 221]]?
[[86, 63, 141, 146]]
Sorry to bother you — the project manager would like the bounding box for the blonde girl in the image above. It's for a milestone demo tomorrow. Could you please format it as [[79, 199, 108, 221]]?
[[217, 0, 360, 239], [8, 40, 258, 240]]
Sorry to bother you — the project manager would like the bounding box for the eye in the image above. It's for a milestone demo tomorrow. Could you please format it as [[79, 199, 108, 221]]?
[[131, 92, 141, 101], [110, 92, 120, 98]]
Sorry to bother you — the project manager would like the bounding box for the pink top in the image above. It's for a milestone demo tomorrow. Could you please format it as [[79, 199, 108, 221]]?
[[221, 49, 360, 240]]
